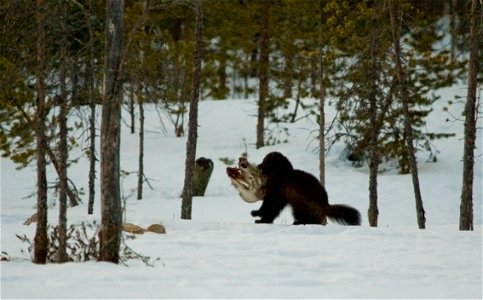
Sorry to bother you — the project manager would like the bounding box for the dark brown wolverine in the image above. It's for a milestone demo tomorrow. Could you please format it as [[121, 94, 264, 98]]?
[[252, 152, 361, 226]]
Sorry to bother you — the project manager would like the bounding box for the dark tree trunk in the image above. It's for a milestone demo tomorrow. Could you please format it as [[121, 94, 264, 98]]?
[[217, 52, 228, 99], [291, 80, 301, 123], [33, 0, 48, 265], [318, 0, 326, 186], [449, 0, 458, 66], [129, 85, 135, 134], [244, 53, 250, 98], [367, 31, 379, 228], [389, 0, 426, 229], [256, 1, 270, 149], [87, 0, 97, 215], [99, 0, 124, 263], [283, 51, 293, 100], [459, 0, 480, 231], [181, 0, 203, 220], [137, 84, 144, 200], [57, 0, 69, 263]]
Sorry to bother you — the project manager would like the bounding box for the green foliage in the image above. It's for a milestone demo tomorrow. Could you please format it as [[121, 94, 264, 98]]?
[[219, 157, 235, 166], [0, 0, 471, 174]]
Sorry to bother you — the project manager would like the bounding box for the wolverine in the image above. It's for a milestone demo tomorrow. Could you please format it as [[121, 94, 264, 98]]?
[[227, 152, 361, 226]]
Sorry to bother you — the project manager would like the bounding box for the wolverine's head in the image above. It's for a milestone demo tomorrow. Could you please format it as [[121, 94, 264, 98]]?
[[258, 152, 294, 177]]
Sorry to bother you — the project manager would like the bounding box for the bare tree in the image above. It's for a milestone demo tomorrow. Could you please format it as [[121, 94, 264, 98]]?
[[367, 29, 380, 227], [181, 0, 203, 219], [318, 0, 326, 186], [256, 1, 270, 149], [98, 0, 124, 263], [389, 0, 426, 229], [33, 0, 48, 264], [137, 82, 145, 200], [459, 0, 480, 231], [57, 0, 69, 262]]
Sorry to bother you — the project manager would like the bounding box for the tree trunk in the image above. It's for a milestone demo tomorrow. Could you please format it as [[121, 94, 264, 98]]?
[[367, 30, 379, 228], [389, 0, 426, 229], [318, 0, 326, 186], [57, 0, 69, 263], [449, 0, 458, 66], [137, 83, 144, 200], [87, 0, 97, 215], [283, 51, 293, 100], [217, 51, 228, 99], [459, 0, 480, 231], [181, 0, 203, 220], [129, 87, 135, 134], [256, 1, 270, 149], [99, 0, 124, 263], [33, 0, 48, 265]]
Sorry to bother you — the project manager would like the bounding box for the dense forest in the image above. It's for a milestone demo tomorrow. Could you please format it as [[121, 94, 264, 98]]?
[[1, 0, 480, 166], [0, 0, 480, 263]]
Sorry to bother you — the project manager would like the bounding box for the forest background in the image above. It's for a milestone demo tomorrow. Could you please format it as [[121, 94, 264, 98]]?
[[1, 0, 480, 170]]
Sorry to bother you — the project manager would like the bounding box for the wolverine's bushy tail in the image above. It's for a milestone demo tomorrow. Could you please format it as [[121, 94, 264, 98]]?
[[326, 204, 361, 226]]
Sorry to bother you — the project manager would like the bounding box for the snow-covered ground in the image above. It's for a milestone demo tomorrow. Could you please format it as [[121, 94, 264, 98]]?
[[1, 84, 482, 299]]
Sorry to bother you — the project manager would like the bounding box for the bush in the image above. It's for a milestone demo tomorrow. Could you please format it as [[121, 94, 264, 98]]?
[[16, 221, 159, 266]]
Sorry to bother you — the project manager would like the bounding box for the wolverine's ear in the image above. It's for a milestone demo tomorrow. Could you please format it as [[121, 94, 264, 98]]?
[[239, 158, 248, 169]]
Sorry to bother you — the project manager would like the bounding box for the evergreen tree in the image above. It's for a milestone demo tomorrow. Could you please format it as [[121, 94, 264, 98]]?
[[326, 0, 455, 174], [389, 0, 425, 229]]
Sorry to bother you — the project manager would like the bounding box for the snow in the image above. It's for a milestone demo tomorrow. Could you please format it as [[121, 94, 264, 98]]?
[[1, 85, 482, 299]]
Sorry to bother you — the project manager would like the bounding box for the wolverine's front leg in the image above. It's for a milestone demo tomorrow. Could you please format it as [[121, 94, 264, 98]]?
[[252, 196, 285, 224]]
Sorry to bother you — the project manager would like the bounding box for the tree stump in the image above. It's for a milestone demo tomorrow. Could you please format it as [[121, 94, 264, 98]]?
[[193, 157, 214, 196], [182, 157, 214, 197]]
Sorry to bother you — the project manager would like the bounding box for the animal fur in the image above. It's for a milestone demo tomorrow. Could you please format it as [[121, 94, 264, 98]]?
[[254, 152, 361, 226]]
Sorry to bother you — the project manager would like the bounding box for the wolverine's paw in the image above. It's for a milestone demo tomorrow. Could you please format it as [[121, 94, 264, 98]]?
[[251, 209, 261, 217], [254, 218, 272, 224]]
